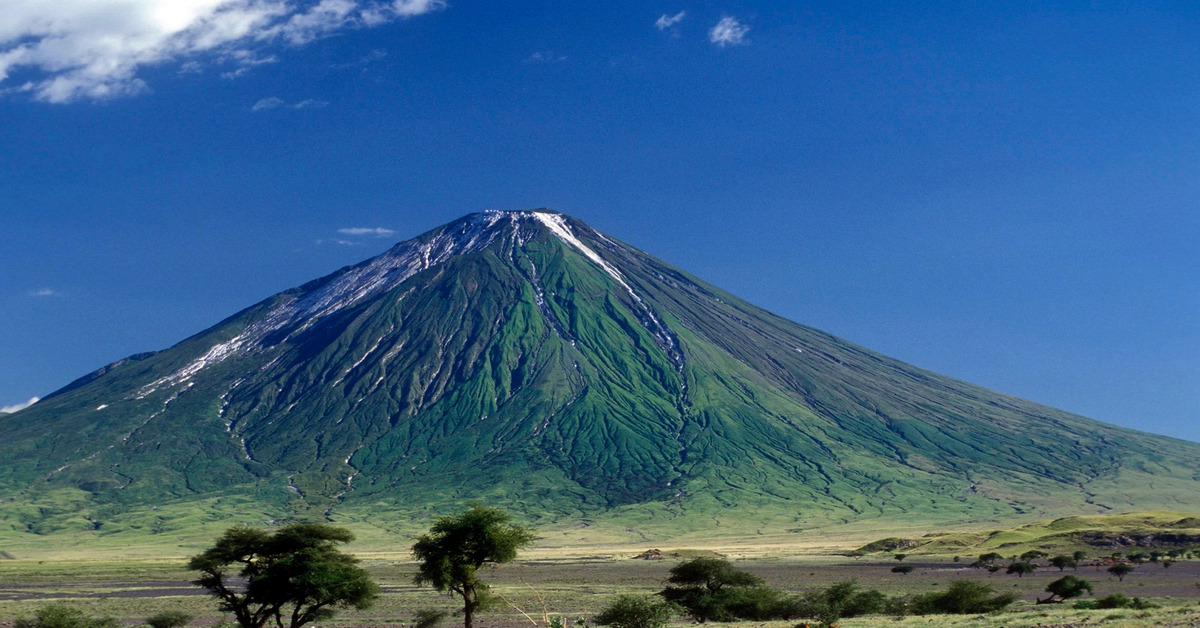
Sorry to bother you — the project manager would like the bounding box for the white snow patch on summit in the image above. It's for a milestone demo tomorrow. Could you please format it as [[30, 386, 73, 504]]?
[[532, 213, 680, 359], [532, 213, 634, 292]]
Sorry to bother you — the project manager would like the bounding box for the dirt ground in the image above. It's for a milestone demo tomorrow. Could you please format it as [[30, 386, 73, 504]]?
[[1, 556, 1198, 627]]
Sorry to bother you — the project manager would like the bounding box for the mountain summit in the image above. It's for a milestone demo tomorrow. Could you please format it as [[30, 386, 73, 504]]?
[[3, 210, 1197, 540]]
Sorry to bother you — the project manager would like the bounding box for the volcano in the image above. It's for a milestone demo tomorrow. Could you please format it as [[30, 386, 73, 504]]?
[[3, 210, 1197, 540]]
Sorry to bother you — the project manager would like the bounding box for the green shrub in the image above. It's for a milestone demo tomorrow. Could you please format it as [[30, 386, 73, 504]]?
[[595, 595, 678, 628], [909, 580, 1018, 615], [14, 604, 117, 628], [660, 557, 787, 622], [721, 586, 798, 620], [1074, 593, 1157, 610], [146, 611, 192, 628], [795, 581, 889, 624]]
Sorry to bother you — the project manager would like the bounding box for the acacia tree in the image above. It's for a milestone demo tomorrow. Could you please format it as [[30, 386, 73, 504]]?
[[188, 524, 378, 628], [1020, 550, 1047, 563], [661, 558, 761, 615], [1108, 563, 1134, 582], [1050, 555, 1077, 571], [976, 552, 1003, 567], [1006, 562, 1036, 578], [665, 557, 763, 593], [1038, 575, 1093, 604], [412, 505, 535, 628]]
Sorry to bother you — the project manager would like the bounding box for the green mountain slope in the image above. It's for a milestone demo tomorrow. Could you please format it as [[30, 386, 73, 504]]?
[[1, 210, 1197, 545]]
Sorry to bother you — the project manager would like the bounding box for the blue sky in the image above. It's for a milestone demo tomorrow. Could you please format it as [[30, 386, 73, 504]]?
[[1, 1, 1197, 442]]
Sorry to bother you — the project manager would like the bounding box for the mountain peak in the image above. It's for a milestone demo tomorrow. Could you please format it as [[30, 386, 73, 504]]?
[[2, 210, 1198, 542]]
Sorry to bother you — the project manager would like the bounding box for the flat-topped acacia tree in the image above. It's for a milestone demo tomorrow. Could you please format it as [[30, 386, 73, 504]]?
[[412, 505, 535, 628], [188, 524, 378, 628]]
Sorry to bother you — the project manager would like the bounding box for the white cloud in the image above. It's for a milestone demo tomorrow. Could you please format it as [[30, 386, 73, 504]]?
[[655, 11, 686, 30], [32, 288, 56, 296], [338, 227, 395, 237], [222, 66, 252, 79], [0, 0, 446, 103], [252, 95, 285, 110], [709, 16, 749, 47], [1, 397, 39, 414], [252, 95, 326, 110]]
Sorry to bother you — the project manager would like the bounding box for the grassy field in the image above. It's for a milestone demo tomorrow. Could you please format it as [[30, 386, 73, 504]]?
[[3, 544, 1199, 627]]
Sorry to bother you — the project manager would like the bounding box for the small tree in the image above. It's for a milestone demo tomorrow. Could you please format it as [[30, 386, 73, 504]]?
[[1038, 575, 1092, 604], [595, 595, 677, 628], [665, 557, 763, 592], [1006, 562, 1036, 578], [891, 565, 914, 575], [189, 524, 378, 628], [1072, 550, 1087, 563], [1049, 555, 1076, 571], [977, 552, 1003, 566], [660, 557, 769, 622], [1108, 563, 1134, 582], [1020, 550, 1047, 562], [412, 505, 535, 628], [894, 553, 907, 561]]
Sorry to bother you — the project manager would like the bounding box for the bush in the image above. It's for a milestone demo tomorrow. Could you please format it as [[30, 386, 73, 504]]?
[[595, 595, 678, 628], [909, 581, 1018, 615], [721, 586, 799, 621], [1074, 593, 1157, 610], [891, 565, 914, 575], [795, 581, 889, 624], [14, 604, 117, 628], [660, 557, 784, 622], [146, 611, 192, 628]]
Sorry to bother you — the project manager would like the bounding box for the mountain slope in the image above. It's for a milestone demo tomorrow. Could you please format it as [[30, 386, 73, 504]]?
[[2, 210, 1197, 543]]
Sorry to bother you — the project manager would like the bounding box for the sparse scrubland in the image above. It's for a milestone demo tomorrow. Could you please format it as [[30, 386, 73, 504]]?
[[3, 511, 1199, 628]]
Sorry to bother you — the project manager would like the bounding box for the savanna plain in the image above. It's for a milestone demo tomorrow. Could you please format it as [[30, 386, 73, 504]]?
[[4, 516, 1200, 628]]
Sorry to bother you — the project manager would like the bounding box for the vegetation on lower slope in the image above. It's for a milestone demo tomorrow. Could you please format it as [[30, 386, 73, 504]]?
[[856, 511, 1200, 557]]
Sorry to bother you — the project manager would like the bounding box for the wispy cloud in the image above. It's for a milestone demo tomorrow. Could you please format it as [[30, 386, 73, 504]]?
[[655, 11, 686, 31], [338, 227, 395, 237], [526, 51, 567, 64], [252, 96, 328, 111], [31, 288, 57, 297], [0, 0, 446, 103], [252, 96, 286, 111], [220, 51, 277, 78], [0, 397, 39, 414], [709, 16, 749, 47], [331, 48, 387, 69]]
